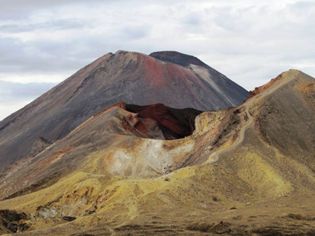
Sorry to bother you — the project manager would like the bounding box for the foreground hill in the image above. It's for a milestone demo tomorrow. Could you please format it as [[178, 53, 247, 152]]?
[[0, 69, 314, 235], [0, 50, 248, 172]]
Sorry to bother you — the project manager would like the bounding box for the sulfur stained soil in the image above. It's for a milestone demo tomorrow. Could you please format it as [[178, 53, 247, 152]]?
[[1, 166, 315, 235], [0, 70, 314, 235]]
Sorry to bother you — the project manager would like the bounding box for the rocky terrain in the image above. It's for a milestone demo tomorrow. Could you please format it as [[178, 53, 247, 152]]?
[[0, 51, 314, 235], [0, 50, 247, 173]]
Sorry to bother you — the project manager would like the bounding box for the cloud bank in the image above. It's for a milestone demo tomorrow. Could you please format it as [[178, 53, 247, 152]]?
[[0, 0, 314, 119]]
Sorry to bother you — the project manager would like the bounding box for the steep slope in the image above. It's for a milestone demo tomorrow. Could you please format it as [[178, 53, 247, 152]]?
[[0, 103, 200, 200], [0, 69, 314, 235], [150, 51, 247, 107], [0, 50, 248, 172]]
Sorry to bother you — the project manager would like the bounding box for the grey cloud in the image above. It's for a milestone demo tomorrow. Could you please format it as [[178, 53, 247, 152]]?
[[0, 19, 83, 33], [182, 14, 202, 26], [0, 37, 85, 74], [122, 25, 151, 40], [0, 0, 314, 119], [0, 0, 165, 19], [0, 81, 54, 102], [290, 1, 315, 11], [0, 0, 102, 18]]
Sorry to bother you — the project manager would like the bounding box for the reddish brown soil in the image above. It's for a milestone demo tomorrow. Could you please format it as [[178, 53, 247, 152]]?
[[248, 73, 284, 97], [125, 103, 202, 139]]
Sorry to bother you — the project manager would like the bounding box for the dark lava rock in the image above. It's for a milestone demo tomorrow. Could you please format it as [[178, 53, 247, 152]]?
[[0, 209, 29, 233], [63, 216, 77, 221]]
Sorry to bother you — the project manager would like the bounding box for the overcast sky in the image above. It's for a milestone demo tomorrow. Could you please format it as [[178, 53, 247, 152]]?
[[0, 0, 314, 120]]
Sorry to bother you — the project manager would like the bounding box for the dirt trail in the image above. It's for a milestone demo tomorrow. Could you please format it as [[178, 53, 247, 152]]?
[[206, 73, 296, 163], [206, 107, 253, 163]]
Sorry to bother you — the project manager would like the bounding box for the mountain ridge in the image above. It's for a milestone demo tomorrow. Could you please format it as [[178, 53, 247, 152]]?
[[0, 69, 314, 235]]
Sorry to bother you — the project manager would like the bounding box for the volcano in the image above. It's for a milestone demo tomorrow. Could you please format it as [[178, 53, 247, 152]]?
[[0, 50, 248, 172]]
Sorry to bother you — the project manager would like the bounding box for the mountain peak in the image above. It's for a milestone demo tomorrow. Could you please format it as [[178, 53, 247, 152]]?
[[0, 49, 248, 172], [149, 51, 207, 67], [249, 69, 314, 98]]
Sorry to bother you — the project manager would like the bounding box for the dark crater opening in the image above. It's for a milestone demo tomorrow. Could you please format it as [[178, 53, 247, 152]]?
[[125, 103, 202, 140]]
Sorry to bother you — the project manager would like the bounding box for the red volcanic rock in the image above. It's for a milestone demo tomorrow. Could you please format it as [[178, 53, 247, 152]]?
[[125, 103, 202, 139]]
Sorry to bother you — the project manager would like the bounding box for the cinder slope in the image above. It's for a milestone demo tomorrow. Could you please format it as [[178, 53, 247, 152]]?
[[0, 70, 314, 235], [0, 103, 201, 200], [0, 50, 248, 172], [150, 51, 247, 107]]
